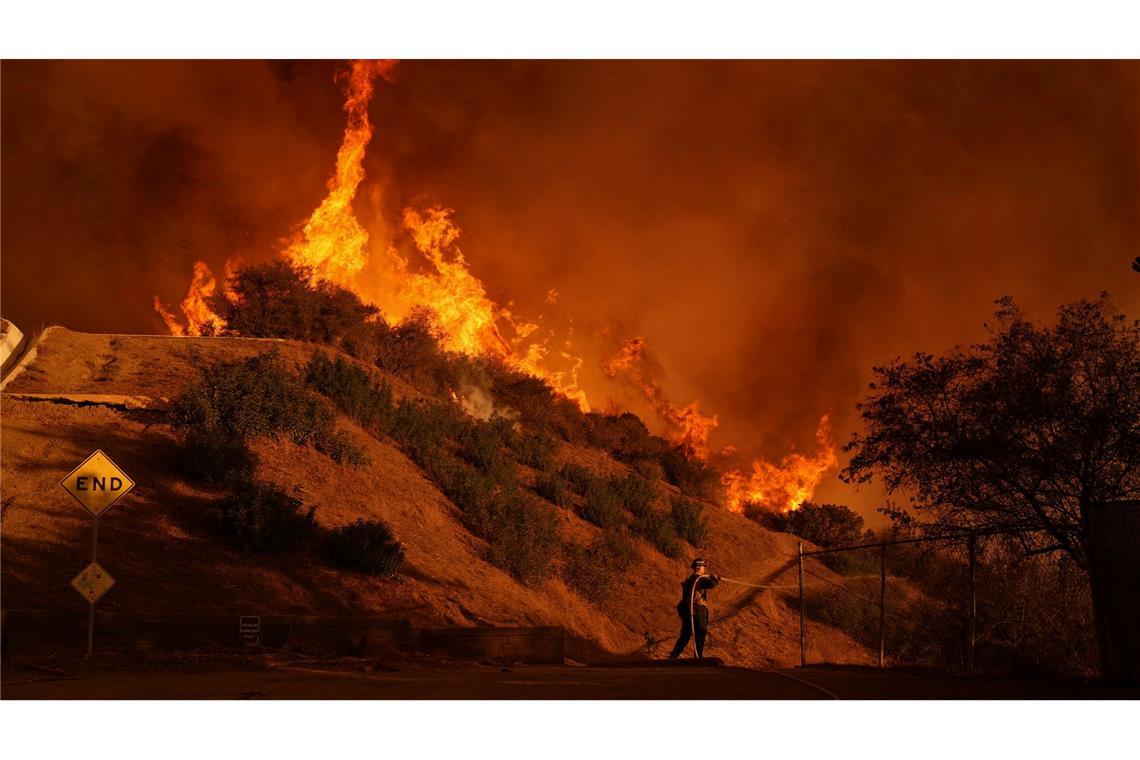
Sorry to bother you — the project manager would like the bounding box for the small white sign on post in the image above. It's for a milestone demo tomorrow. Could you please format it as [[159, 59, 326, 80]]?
[[240, 616, 261, 646]]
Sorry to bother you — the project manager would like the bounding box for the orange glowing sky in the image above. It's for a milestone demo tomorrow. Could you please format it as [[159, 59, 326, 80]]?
[[3, 60, 1137, 519]]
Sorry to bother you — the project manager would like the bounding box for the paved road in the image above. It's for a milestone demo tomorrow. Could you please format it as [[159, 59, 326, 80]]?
[[3, 661, 830, 699], [5, 660, 1134, 699]]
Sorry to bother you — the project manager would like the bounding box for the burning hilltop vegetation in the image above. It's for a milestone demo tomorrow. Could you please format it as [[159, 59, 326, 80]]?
[[154, 59, 837, 517]]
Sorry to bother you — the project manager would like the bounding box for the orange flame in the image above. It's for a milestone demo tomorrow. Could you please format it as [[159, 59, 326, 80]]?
[[156, 60, 839, 515], [603, 336, 718, 458], [278, 60, 590, 409], [286, 59, 397, 285], [153, 260, 227, 336], [722, 414, 838, 513]]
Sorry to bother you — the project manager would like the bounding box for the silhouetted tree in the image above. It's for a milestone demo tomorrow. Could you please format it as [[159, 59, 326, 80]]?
[[764, 502, 866, 549], [843, 294, 1139, 569], [843, 295, 1139, 676]]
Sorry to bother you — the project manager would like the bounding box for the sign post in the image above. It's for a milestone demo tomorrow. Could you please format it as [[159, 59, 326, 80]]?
[[61, 450, 135, 657]]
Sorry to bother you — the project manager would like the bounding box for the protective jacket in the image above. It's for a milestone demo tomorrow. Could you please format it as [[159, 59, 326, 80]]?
[[677, 573, 720, 612]]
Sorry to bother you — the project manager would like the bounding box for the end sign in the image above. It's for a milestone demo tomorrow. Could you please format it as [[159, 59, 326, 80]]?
[[61, 450, 135, 517]]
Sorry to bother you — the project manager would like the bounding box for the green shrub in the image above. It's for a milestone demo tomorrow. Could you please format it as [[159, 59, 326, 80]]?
[[482, 492, 561, 584], [562, 529, 639, 603], [172, 352, 327, 441], [305, 352, 393, 431], [180, 429, 257, 484], [586, 412, 660, 458], [514, 432, 557, 472], [631, 503, 681, 558], [670, 496, 708, 547], [210, 261, 379, 351], [327, 519, 405, 577], [372, 310, 457, 392], [558, 463, 597, 495], [632, 457, 665, 482], [214, 480, 315, 552], [658, 447, 723, 501], [458, 417, 517, 482], [171, 352, 350, 480], [431, 454, 499, 515], [763, 502, 866, 550], [580, 478, 626, 529], [490, 371, 587, 442], [563, 543, 611, 603], [387, 400, 465, 464], [315, 429, 370, 466], [609, 474, 657, 514], [600, 528, 640, 572], [534, 474, 572, 507]]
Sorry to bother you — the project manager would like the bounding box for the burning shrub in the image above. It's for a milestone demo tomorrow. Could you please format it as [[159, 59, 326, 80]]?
[[670, 496, 708, 547], [326, 519, 405, 578], [480, 492, 561, 584], [213, 261, 378, 351], [214, 480, 315, 552], [305, 352, 394, 431], [534, 474, 572, 508]]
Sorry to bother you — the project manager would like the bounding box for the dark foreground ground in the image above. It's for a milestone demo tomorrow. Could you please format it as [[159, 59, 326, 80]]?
[[3, 652, 1136, 699]]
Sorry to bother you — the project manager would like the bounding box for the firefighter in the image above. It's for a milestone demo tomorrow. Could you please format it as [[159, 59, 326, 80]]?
[[669, 557, 720, 659]]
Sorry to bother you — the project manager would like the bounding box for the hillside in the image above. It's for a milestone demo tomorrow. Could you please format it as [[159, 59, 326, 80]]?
[[1, 327, 871, 667]]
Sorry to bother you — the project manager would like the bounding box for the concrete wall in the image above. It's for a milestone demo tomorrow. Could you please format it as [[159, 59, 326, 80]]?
[[0, 319, 25, 377]]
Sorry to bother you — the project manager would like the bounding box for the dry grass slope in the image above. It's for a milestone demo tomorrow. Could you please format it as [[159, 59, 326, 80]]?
[[1, 328, 870, 667]]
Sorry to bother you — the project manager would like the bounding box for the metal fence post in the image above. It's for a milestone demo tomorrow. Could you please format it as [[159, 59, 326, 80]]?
[[798, 542, 806, 667], [879, 543, 886, 668], [967, 534, 977, 671]]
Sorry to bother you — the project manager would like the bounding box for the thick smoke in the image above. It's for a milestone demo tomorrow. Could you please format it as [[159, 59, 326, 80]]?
[[3, 61, 1137, 519]]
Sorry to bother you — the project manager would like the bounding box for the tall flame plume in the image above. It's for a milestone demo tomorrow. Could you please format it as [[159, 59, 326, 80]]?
[[155, 59, 840, 512]]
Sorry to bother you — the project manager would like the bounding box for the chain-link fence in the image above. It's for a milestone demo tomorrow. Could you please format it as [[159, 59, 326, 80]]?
[[797, 533, 986, 670], [794, 530, 1104, 677]]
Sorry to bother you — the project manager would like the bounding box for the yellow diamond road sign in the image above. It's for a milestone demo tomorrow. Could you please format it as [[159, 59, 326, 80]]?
[[72, 562, 116, 603], [61, 449, 135, 517]]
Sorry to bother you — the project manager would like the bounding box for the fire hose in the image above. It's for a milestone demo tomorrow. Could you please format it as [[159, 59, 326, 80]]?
[[718, 576, 798, 591]]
